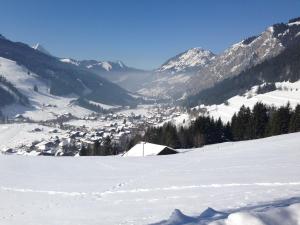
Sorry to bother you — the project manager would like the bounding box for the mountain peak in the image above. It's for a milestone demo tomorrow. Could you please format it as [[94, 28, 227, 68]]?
[[189, 47, 212, 53], [158, 47, 215, 73], [0, 34, 7, 40], [32, 43, 51, 56]]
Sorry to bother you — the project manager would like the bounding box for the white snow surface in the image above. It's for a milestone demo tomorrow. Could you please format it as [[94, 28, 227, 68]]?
[[159, 48, 215, 72], [0, 132, 300, 225], [60, 58, 80, 66], [0, 57, 97, 120], [203, 80, 300, 122], [99, 61, 112, 71], [0, 123, 66, 151]]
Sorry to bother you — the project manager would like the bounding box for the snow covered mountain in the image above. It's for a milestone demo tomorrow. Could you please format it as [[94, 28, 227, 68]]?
[[157, 47, 216, 74], [208, 18, 300, 80], [60, 58, 127, 72], [32, 43, 51, 56], [187, 31, 300, 108], [138, 48, 216, 99], [60, 58, 152, 92], [140, 17, 300, 99], [0, 35, 138, 119]]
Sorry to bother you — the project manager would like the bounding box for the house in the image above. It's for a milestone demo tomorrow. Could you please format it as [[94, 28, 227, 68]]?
[[35, 141, 56, 153], [123, 142, 178, 157]]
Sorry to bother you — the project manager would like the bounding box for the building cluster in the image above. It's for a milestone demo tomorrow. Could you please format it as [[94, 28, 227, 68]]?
[[1, 105, 187, 156]]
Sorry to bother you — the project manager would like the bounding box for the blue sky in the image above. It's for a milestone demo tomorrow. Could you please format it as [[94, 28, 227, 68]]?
[[0, 0, 299, 69]]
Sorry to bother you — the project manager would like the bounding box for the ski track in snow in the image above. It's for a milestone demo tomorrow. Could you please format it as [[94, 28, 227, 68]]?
[[2, 182, 300, 199]]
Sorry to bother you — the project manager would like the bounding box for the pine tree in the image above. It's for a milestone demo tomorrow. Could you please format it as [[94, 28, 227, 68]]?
[[289, 104, 300, 132], [251, 102, 269, 138], [231, 105, 252, 140], [223, 122, 233, 141], [268, 103, 291, 135], [178, 126, 193, 148], [162, 123, 180, 148]]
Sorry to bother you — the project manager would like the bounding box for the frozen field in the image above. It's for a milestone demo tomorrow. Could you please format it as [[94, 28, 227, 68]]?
[[0, 132, 300, 224]]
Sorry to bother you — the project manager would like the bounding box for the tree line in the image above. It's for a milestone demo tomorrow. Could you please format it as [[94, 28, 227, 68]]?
[[127, 102, 300, 150]]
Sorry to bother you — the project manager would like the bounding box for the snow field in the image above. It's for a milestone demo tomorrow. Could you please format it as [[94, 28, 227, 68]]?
[[204, 80, 300, 122], [0, 132, 300, 224]]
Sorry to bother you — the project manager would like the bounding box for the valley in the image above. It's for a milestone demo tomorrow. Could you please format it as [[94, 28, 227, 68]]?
[[0, 12, 300, 225]]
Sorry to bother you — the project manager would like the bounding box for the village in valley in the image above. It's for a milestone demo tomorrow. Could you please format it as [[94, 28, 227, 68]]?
[[0, 104, 191, 156]]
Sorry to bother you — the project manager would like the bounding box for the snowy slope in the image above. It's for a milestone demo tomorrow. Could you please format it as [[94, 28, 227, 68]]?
[[158, 48, 215, 73], [201, 80, 300, 122], [0, 36, 136, 107], [0, 132, 300, 225], [153, 199, 300, 225], [60, 58, 80, 66], [0, 123, 66, 151], [0, 57, 96, 120]]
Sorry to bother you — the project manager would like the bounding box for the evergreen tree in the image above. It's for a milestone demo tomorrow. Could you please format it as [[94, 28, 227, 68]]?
[[215, 118, 224, 143], [289, 104, 300, 132], [223, 122, 233, 141], [231, 105, 252, 140], [178, 126, 193, 148], [162, 123, 180, 148], [267, 103, 291, 135], [251, 102, 269, 138]]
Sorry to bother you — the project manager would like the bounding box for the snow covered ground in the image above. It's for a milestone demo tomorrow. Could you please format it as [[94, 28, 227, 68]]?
[[0, 57, 101, 120], [0, 132, 300, 225], [0, 123, 66, 152], [202, 80, 300, 122]]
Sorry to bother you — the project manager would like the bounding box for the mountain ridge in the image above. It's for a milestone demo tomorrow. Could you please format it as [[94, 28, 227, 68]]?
[[0, 36, 138, 109], [139, 17, 300, 100]]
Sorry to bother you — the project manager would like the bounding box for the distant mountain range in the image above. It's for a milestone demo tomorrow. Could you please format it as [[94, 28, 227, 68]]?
[[1, 16, 300, 113], [0, 36, 137, 110], [60, 58, 151, 92], [139, 17, 300, 100]]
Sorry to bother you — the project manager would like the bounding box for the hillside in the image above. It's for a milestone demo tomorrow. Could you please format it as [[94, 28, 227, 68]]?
[[186, 39, 300, 107], [0, 36, 136, 107], [140, 17, 300, 99], [0, 132, 299, 224], [0, 57, 98, 120]]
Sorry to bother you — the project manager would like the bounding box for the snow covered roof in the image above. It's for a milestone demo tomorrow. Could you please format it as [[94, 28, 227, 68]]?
[[123, 142, 178, 157]]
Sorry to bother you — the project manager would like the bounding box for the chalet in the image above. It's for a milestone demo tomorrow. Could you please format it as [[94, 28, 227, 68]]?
[[123, 142, 178, 157]]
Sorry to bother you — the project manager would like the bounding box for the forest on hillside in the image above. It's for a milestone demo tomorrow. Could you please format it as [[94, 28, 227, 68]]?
[[128, 102, 300, 150]]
